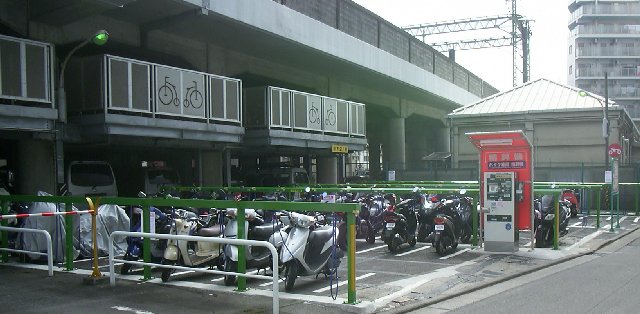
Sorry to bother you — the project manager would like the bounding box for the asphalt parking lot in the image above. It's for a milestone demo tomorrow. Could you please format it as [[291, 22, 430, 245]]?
[[1, 212, 637, 313]]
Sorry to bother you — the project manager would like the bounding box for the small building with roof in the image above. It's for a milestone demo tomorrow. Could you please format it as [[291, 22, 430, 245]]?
[[447, 78, 639, 177]]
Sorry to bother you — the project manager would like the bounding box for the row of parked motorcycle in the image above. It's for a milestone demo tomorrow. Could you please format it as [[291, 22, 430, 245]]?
[[119, 187, 579, 291], [123, 191, 343, 292]]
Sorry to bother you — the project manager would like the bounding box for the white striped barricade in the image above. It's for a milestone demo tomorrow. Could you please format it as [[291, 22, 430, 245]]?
[[108, 231, 281, 314], [0, 210, 94, 221]]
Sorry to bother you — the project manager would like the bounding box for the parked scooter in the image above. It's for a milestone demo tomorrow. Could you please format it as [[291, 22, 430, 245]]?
[[280, 212, 343, 292], [534, 195, 571, 248], [381, 193, 418, 252], [358, 193, 389, 244], [121, 194, 172, 274], [430, 190, 469, 256], [222, 208, 287, 286], [161, 207, 224, 282], [417, 194, 440, 242]]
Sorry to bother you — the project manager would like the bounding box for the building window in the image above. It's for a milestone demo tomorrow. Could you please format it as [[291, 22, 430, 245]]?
[[569, 65, 573, 75], [569, 45, 573, 55]]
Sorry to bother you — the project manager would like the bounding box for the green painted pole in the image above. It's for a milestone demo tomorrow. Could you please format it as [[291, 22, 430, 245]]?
[[65, 202, 74, 271], [596, 187, 601, 229], [1, 200, 7, 263], [635, 184, 640, 216], [610, 186, 614, 232], [237, 207, 247, 291], [472, 193, 478, 247], [346, 211, 357, 304], [616, 192, 620, 228], [553, 192, 559, 250], [142, 204, 152, 280]]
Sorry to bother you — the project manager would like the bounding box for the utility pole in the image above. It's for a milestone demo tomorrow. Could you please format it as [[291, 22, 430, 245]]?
[[401, 0, 531, 87]]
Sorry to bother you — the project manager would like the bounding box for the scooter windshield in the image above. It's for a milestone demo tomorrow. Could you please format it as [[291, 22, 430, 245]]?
[[541, 195, 555, 213]]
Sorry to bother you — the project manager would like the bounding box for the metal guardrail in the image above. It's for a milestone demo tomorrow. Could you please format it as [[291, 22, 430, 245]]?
[[0, 195, 90, 270], [98, 196, 359, 304], [108, 231, 280, 314], [0, 226, 53, 276]]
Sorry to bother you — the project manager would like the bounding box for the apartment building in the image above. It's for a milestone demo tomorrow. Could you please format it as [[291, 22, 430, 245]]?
[[568, 0, 640, 120]]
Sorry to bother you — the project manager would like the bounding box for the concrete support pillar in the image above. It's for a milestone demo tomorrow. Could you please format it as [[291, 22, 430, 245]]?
[[368, 143, 380, 180], [17, 140, 55, 194], [387, 117, 406, 172], [202, 151, 223, 186], [317, 156, 338, 184]]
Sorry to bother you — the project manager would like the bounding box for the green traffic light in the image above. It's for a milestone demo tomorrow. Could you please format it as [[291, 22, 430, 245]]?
[[92, 30, 109, 46]]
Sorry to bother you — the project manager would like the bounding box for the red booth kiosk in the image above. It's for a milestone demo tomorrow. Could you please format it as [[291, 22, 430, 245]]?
[[467, 131, 533, 252]]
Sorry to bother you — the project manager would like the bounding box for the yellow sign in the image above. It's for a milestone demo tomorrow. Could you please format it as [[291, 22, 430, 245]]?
[[331, 144, 348, 154]]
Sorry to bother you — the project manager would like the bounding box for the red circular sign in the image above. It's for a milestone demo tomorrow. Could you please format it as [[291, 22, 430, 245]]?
[[608, 143, 622, 158]]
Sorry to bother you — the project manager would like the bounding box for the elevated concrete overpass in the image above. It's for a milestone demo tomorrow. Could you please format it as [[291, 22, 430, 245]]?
[[0, 0, 498, 193]]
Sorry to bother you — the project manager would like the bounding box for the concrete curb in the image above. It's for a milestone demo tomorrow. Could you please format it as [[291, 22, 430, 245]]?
[[380, 226, 640, 314]]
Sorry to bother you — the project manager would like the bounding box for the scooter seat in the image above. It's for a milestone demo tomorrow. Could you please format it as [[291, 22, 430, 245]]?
[[250, 223, 282, 240], [198, 224, 223, 237], [308, 225, 335, 244]]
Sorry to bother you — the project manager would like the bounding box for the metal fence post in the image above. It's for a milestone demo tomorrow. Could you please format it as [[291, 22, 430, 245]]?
[[1, 200, 7, 263], [65, 201, 74, 271], [596, 187, 601, 229], [553, 191, 559, 250], [237, 206, 247, 292], [346, 210, 357, 304], [634, 183, 640, 216], [142, 204, 152, 280], [472, 192, 478, 247]]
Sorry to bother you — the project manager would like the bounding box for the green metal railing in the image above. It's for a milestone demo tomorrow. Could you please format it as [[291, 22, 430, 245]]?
[[97, 196, 361, 304]]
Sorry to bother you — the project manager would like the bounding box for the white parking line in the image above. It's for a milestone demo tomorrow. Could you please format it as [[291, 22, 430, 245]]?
[[99, 262, 123, 269], [259, 278, 284, 287], [172, 270, 195, 276], [570, 221, 583, 227], [395, 246, 431, 257], [211, 270, 259, 282], [634, 217, 639, 223], [566, 230, 603, 251], [312, 273, 376, 293], [439, 248, 470, 260], [356, 245, 387, 254]]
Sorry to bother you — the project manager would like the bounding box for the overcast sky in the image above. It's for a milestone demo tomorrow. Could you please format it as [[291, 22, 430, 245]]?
[[351, 0, 569, 92]]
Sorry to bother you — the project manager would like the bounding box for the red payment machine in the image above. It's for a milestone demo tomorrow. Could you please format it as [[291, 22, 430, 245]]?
[[467, 131, 533, 252]]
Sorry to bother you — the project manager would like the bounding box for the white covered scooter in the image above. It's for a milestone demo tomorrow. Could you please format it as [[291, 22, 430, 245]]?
[[280, 212, 343, 292]]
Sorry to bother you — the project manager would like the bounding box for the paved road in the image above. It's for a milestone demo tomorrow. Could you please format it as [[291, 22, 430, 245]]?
[[412, 227, 640, 313]]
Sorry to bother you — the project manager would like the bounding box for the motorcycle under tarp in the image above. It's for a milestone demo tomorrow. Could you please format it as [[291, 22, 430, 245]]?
[[18, 192, 129, 261]]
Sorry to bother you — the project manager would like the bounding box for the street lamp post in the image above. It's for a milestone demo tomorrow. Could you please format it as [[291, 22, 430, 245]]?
[[55, 30, 109, 193], [578, 72, 612, 231]]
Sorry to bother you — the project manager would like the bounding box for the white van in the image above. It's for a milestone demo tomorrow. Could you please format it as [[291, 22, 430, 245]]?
[[66, 161, 118, 197]]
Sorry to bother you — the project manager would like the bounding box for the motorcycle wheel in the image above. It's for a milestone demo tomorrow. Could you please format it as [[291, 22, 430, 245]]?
[[408, 237, 417, 247], [366, 232, 376, 244], [436, 234, 453, 257], [535, 228, 546, 248], [460, 224, 472, 244], [387, 239, 400, 253], [224, 257, 237, 286], [417, 225, 427, 242], [120, 253, 134, 275], [284, 261, 298, 292], [160, 259, 175, 282], [570, 205, 578, 218]]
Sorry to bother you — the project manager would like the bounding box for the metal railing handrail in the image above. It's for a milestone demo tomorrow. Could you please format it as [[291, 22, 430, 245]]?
[[0, 226, 53, 276], [108, 231, 280, 314]]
